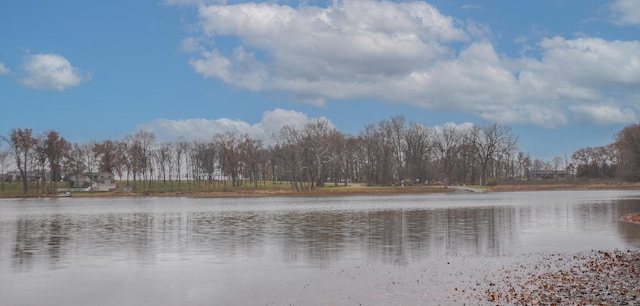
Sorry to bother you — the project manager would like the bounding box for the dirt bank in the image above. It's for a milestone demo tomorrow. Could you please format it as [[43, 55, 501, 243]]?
[[491, 181, 640, 192]]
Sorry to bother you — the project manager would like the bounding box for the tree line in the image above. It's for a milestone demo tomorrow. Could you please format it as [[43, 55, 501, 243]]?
[[573, 123, 640, 182], [1, 115, 638, 195]]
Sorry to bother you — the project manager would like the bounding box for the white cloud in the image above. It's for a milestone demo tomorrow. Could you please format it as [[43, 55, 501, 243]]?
[[20, 53, 88, 91], [569, 104, 637, 126], [138, 108, 330, 144], [610, 0, 640, 25], [180, 37, 204, 53], [532, 37, 640, 88], [461, 4, 481, 10], [191, 0, 467, 99], [180, 0, 640, 128], [190, 47, 267, 91], [433, 121, 474, 134], [0, 63, 10, 75]]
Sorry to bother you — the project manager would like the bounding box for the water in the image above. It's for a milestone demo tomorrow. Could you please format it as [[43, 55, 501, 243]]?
[[1, 190, 640, 305]]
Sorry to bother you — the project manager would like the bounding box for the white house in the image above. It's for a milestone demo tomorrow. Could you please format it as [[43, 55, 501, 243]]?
[[91, 171, 117, 191]]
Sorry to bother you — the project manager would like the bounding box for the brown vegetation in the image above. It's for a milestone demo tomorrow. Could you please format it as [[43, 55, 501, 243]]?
[[622, 212, 640, 225], [492, 180, 640, 192], [5, 179, 640, 199], [69, 184, 455, 198]]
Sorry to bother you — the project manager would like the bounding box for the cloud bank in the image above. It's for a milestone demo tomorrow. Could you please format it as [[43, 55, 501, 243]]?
[[138, 108, 330, 144], [610, 0, 640, 25], [20, 53, 89, 91], [177, 0, 640, 128]]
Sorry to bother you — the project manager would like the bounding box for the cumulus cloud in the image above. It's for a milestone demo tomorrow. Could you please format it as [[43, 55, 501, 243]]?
[[190, 47, 268, 91], [190, 0, 466, 94], [433, 121, 475, 134], [20, 53, 88, 91], [180, 0, 640, 128], [0, 63, 10, 75], [610, 0, 640, 25], [138, 108, 329, 144], [569, 104, 637, 126]]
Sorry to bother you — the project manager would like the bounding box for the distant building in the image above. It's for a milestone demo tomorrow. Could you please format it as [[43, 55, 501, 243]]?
[[532, 168, 571, 180], [65, 171, 116, 191], [566, 163, 576, 178], [531, 169, 554, 180], [92, 171, 117, 191]]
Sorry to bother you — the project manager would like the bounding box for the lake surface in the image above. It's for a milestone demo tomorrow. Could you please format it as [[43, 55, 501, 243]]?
[[2, 190, 640, 305]]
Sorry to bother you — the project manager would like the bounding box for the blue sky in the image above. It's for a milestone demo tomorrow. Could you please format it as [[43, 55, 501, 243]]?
[[1, 0, 640, 161]]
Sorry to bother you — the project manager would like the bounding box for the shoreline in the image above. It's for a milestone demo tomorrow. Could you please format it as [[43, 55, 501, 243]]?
[[0, 185, 456, 199], [457, 249, 640, 304], [2, 181, 640, 199]]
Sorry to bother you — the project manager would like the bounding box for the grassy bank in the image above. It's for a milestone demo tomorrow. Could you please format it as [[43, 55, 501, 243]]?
[[0, 180, 455, 198], [1, 179, 639, 198], [490, 180, 640, 192]]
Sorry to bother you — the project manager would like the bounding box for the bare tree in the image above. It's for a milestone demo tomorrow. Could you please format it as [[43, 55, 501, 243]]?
[[403, 122, 432, 184], [570, 145, 615, 179], [469, 123, 518, 185], [42, 130, 70, 192], [0, 149, 8, 193], [126, 131, 156, 190], [239, 134, 263, 187], [301, 119, 336, 188], [192, 141, 217, 189], [516, 151, 531, 180], [68, 143, 86, 188], [384, 115, 407, 182], [552, 156, 564, 180], [120, 141, 133, 186], [34, 134, 49, 193], [174, 137, 189, 191], [274, 125, 303, 191], [326, 131, 348, 186], [434, 124, 463, 188], [571, 147, 592, 179], [532, 158, 548, 179], [4, 129, 36, 194], [350, 136, 366, 183], [94, 140, 124, 176], [81, 141, 97, 190], [216, 132, 241, 187], [156, 142, 173, 186], [361, 122, 395, 186]]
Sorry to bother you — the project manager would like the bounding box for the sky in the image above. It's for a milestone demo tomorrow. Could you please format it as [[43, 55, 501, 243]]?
[[1, 0, 640, 161]]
